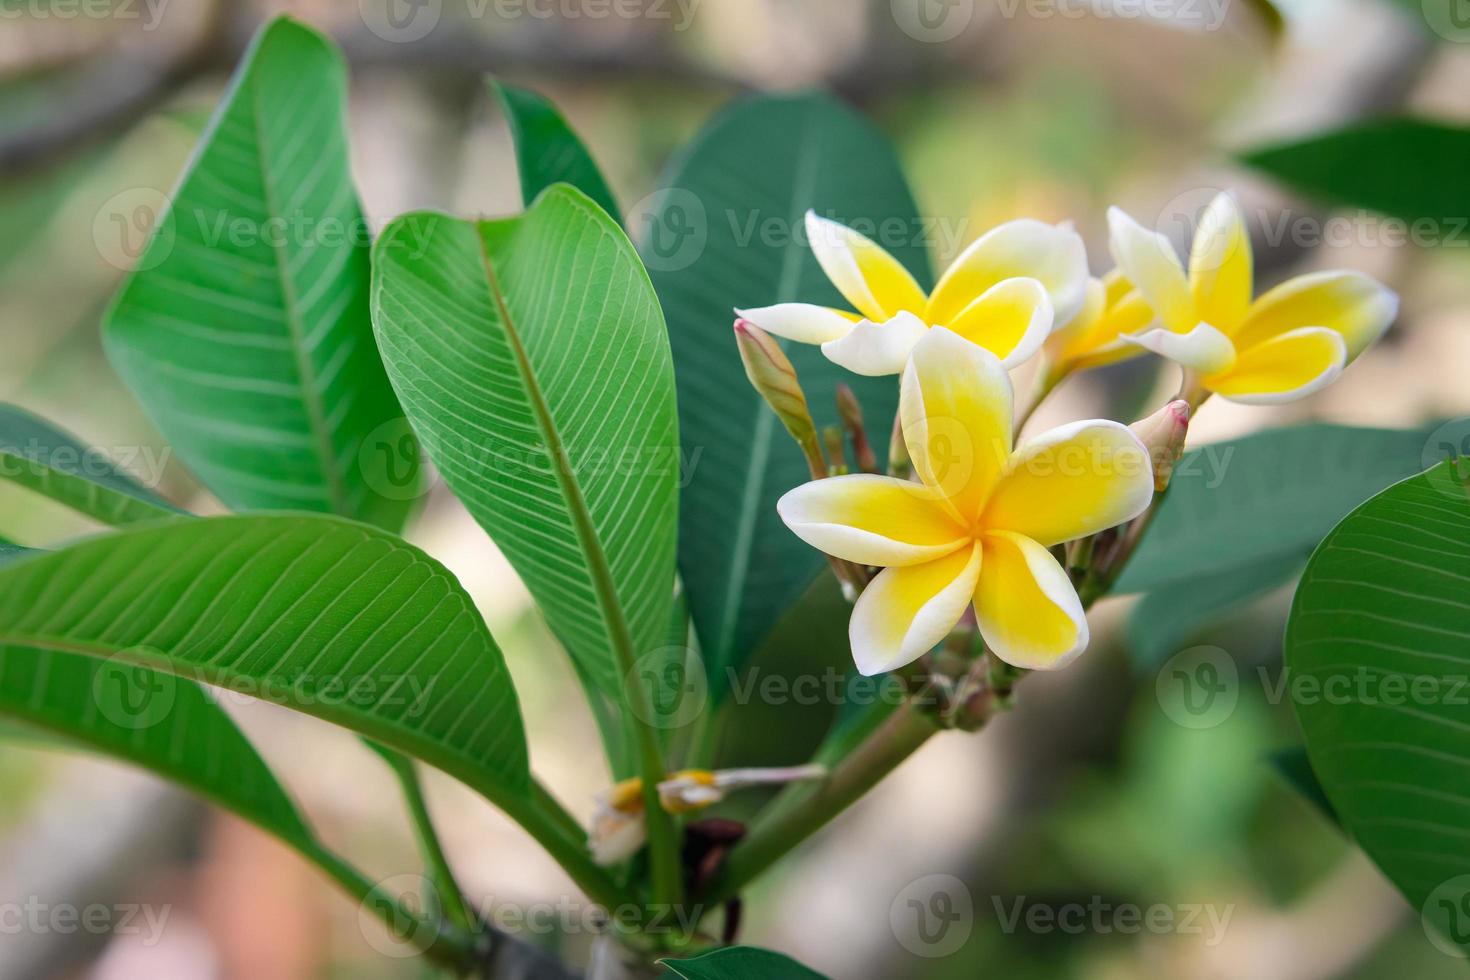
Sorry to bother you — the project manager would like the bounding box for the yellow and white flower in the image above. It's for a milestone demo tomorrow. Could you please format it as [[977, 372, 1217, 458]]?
[[1043, 269, 1154, 373], [777, 328, 1154, 674], [1108, 192, 1398, 404], [738, 211, 1088, 376]]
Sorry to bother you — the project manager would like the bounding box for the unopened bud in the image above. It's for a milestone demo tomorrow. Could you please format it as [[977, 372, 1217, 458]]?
[[735, 319, 816, 446], [836, 384, 879, 473], [1130, 399, 1191, 491]]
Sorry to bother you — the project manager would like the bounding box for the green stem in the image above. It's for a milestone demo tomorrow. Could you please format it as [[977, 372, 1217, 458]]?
[[703, 700, 940, 906], [385, 749, 475, 933]]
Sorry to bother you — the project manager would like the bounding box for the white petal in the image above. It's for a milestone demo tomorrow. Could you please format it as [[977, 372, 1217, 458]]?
[[821, 311, 930, 376], [849, 543, 983, 676], [1107, 206, 1196, 333], [736, 303, 854, 344], [1124, 322, 1237, 374]]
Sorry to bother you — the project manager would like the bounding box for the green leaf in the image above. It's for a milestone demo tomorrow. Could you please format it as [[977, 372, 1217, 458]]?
[[1127, 554, 1301, 671], [1268, 746, 1340, 827], [1117, 423, 1432, 594], [645, 93, 929, 699], [1286, 463, 1470, 942], [0, 514, 529, 806], [661, 946, 828, 980], [1241, 118, 1470, 233], [371, 185, 679, 698], [102, 17, 415, 529], [493, 79, 619, 221], [0, 403, 179, 525], [0, 647, 314, 848]]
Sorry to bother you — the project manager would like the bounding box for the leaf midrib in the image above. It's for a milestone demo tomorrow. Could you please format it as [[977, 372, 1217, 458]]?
[[470, 224, 640, 684], [248, 65, 349, 515]]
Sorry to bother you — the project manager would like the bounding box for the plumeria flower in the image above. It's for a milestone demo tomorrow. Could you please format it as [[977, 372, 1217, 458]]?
[[777, 328, 1155, 674], [737, 211, 1088, 376], [1042, 269, 1155, 374], [1108, 192, 1398, 404]]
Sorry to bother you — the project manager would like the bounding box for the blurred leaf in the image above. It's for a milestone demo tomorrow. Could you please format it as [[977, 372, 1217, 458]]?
[[1118, 423, 1432, 593], [1269, 746, 1341, 827], [1287, 462, 1470, 945], [646, 93, 927, 700], [103, 18, 415, 530], [493, 79, 619, 221], [0, 647, 316, 848], [0, 515, 530, 808], [0, 403, 179, 525], [371, 187, 678, 699], [662, 946, 828, 979], [1127, 554, 1301, 671], [1242, 118, 1470, 233]]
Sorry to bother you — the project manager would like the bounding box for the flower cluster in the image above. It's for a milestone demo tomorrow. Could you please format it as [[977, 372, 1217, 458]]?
[[741, 191, 1397, 677]]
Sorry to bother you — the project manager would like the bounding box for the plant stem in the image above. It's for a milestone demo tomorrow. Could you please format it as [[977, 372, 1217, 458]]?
[[702, 700, 940, 906], [385, 749, 475, 932]]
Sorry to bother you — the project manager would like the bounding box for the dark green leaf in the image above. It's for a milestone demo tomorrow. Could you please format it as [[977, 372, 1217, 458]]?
[[0, 403, 179, 525], [0, 515, 529, 807], [371, 186, 679, 698], [1118, 423, 1432, 593], [1268, 746, 1340, 827], [103, 17, 415, 529], [645, 93, 928, 699], [493, 79, 619, 221], [1286, 463, 1470, 944], [1242, 118, 1470, 236], [1127, 554, 1301, 671], [661, 946, 828, 980]]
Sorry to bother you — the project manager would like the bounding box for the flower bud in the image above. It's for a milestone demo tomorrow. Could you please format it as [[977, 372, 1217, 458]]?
[[836, 384, 879, 473], [735, 319, 818, 452], [1129, 399, 1191, 491]]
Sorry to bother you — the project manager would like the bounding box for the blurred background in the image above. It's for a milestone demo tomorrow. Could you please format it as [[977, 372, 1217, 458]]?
[[1, 0, 1468, 977]]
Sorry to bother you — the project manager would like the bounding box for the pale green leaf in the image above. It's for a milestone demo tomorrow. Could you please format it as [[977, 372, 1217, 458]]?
[[0, 515, 529, 807], [371, 185, 679, 698], [661, 946, 828, 980], [103, 17, 416, 529]]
